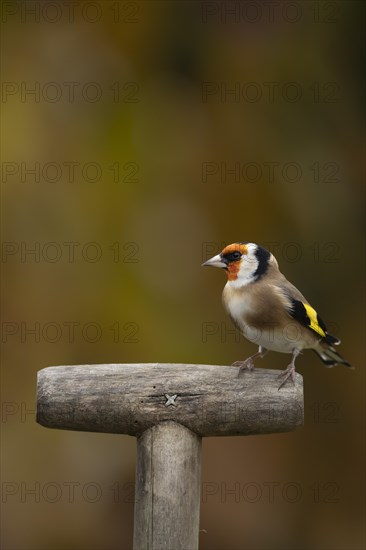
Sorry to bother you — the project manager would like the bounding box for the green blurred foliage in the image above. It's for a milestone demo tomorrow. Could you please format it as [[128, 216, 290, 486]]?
[[1, 1, 364, 549]]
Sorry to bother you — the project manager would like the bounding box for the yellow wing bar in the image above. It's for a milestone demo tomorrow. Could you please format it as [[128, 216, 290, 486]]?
[[303, 303, 326, 338]]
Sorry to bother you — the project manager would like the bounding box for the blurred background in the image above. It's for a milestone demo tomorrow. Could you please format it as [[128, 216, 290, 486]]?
[[1, 1, 364, 548]]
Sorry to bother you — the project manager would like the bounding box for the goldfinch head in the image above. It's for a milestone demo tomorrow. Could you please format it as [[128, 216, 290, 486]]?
[[202, 242, 277, 285]]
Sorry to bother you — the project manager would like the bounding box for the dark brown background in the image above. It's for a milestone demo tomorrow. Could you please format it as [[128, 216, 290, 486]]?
[[1, 1, 364, 549]]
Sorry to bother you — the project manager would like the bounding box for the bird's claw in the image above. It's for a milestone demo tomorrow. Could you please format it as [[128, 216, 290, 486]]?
[[232, 358, 255, 377], [277, 365, 296, 390]]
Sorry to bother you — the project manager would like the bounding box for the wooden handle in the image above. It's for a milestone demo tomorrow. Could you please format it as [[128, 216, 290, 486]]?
[[133, 422, 201, 550], [36, 363, 304, 436]]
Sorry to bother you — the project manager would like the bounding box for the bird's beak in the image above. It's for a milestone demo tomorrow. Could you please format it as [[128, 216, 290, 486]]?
[[202, 254, 227, 268]]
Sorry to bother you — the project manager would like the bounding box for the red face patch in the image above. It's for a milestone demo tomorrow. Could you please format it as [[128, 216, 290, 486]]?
[[221, 243, 247, 280], [226, 262, 240, 280]]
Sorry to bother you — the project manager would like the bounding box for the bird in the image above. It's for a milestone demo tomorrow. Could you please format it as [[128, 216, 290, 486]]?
[[202, 242, 352, 389]]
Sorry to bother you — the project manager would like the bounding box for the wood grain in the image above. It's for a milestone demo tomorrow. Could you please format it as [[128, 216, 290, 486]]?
[[36, 363, 304, 436], [133, 422, 201, 550]]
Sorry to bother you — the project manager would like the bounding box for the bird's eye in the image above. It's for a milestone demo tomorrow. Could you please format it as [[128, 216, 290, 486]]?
[[224, 251, 242, 262]]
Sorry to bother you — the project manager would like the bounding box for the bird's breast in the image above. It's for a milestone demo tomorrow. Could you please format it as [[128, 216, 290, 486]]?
[[222, 284, 253, 325]]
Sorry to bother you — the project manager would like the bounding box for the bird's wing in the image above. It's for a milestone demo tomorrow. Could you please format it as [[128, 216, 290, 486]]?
[[277, 278, 340, 345]]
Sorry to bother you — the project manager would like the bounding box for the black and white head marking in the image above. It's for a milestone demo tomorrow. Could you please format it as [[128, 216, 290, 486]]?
[[228, 243, 272, 287]]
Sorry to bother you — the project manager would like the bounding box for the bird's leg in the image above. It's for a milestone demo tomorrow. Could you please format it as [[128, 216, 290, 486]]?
[[278, 349, 301, 390], [233, 346, 268, 377]]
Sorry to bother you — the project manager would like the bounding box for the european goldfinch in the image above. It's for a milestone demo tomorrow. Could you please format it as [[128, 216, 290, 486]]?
[[203, 242, 352, 389]]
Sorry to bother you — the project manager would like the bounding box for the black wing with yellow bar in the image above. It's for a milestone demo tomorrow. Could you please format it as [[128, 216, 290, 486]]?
[[289, 299, 340, 346]]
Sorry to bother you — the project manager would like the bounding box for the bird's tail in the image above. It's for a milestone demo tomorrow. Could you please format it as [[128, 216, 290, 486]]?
[[313, 342, 353, 368]]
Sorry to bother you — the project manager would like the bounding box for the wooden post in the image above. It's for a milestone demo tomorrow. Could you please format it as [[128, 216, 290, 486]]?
[[36, 363, 304, 549], [134, 422, 201, 549]]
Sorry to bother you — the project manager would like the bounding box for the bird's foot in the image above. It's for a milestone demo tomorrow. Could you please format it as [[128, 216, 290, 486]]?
[[232, 358, 255, 377], [277, 364, 296, 390]]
